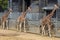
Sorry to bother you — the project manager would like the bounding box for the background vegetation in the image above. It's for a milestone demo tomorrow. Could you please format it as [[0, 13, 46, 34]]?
[[0, 0, 8, 12]]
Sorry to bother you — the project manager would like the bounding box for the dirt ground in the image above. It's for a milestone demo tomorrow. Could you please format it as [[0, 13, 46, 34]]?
[[0, 29, 60, 40]]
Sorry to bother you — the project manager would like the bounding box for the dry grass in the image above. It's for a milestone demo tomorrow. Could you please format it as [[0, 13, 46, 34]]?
[[0, 29, 60, 40], [0, 36, 32, 40]]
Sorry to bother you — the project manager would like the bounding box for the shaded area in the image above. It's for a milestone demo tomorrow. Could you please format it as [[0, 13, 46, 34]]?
[[0, 33, 19, 36], [0, 29, 20, 36]]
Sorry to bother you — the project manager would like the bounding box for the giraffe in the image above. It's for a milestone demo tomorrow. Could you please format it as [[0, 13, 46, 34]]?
[[40, 4, 59, 37], [1, 8, 12, 29], [17, 7, 31, 32]]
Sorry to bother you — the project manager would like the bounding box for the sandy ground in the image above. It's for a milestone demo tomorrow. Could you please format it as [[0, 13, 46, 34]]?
[[0, 29, 60, 40]]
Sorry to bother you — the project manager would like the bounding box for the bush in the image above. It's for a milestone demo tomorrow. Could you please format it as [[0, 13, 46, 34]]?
[[0, 0, 8, 12]]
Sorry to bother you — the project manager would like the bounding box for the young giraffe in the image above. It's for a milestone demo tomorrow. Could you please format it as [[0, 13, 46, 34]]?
[[17, 7, 31, 32], [40, 4, 59, 37], [1, 8, 12, 29]]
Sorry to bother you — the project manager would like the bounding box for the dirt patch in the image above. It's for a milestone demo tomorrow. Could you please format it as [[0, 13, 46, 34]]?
[[0, 36, 32, 40], [0, 29, 60, 40]]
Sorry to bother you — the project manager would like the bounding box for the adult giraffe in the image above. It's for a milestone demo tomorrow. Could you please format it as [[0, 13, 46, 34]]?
[[40, 4, 59, 37], [17, 7, 31, 32], [1, 8, 12, 29]]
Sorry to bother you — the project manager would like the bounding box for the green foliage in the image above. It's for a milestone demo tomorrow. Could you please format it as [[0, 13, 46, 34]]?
[[0, 0, 8, 11]]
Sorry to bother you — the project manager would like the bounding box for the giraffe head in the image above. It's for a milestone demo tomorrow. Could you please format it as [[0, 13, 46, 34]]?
[[8, 8, 13, 14], [8, 8, 13, 12], [27, 7, 32, 12], [54, 4, 59, 9]]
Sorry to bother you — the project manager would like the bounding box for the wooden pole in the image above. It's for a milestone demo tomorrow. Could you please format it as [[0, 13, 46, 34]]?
[[22, 0, 25, 12]]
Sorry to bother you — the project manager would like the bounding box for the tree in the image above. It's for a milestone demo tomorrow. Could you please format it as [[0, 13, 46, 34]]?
[[0, 0, 8, 12]]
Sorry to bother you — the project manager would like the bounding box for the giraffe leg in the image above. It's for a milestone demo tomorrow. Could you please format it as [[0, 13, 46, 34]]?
[[41, 25, 43, 35], [17, 22, 19, 31], [48, 25, 51, 37], [42, 25, 45, 36], [6, 20, 9, 30], [43, 25, 45, 35], [0, 18, 1, 26], [19, 22, 22, 32], [0, 19, 2, 27], [24, 21, 26, 32], [3, 22, 5, 29], [17, 24, 18, 31]]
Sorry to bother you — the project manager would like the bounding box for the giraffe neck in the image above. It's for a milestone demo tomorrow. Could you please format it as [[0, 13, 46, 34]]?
[[22, 9, 28, 17], [2, 10, 10, 22], [47, 7, 57, 18], [6, 11, 10, 17], [3, 10, 10, 18]]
